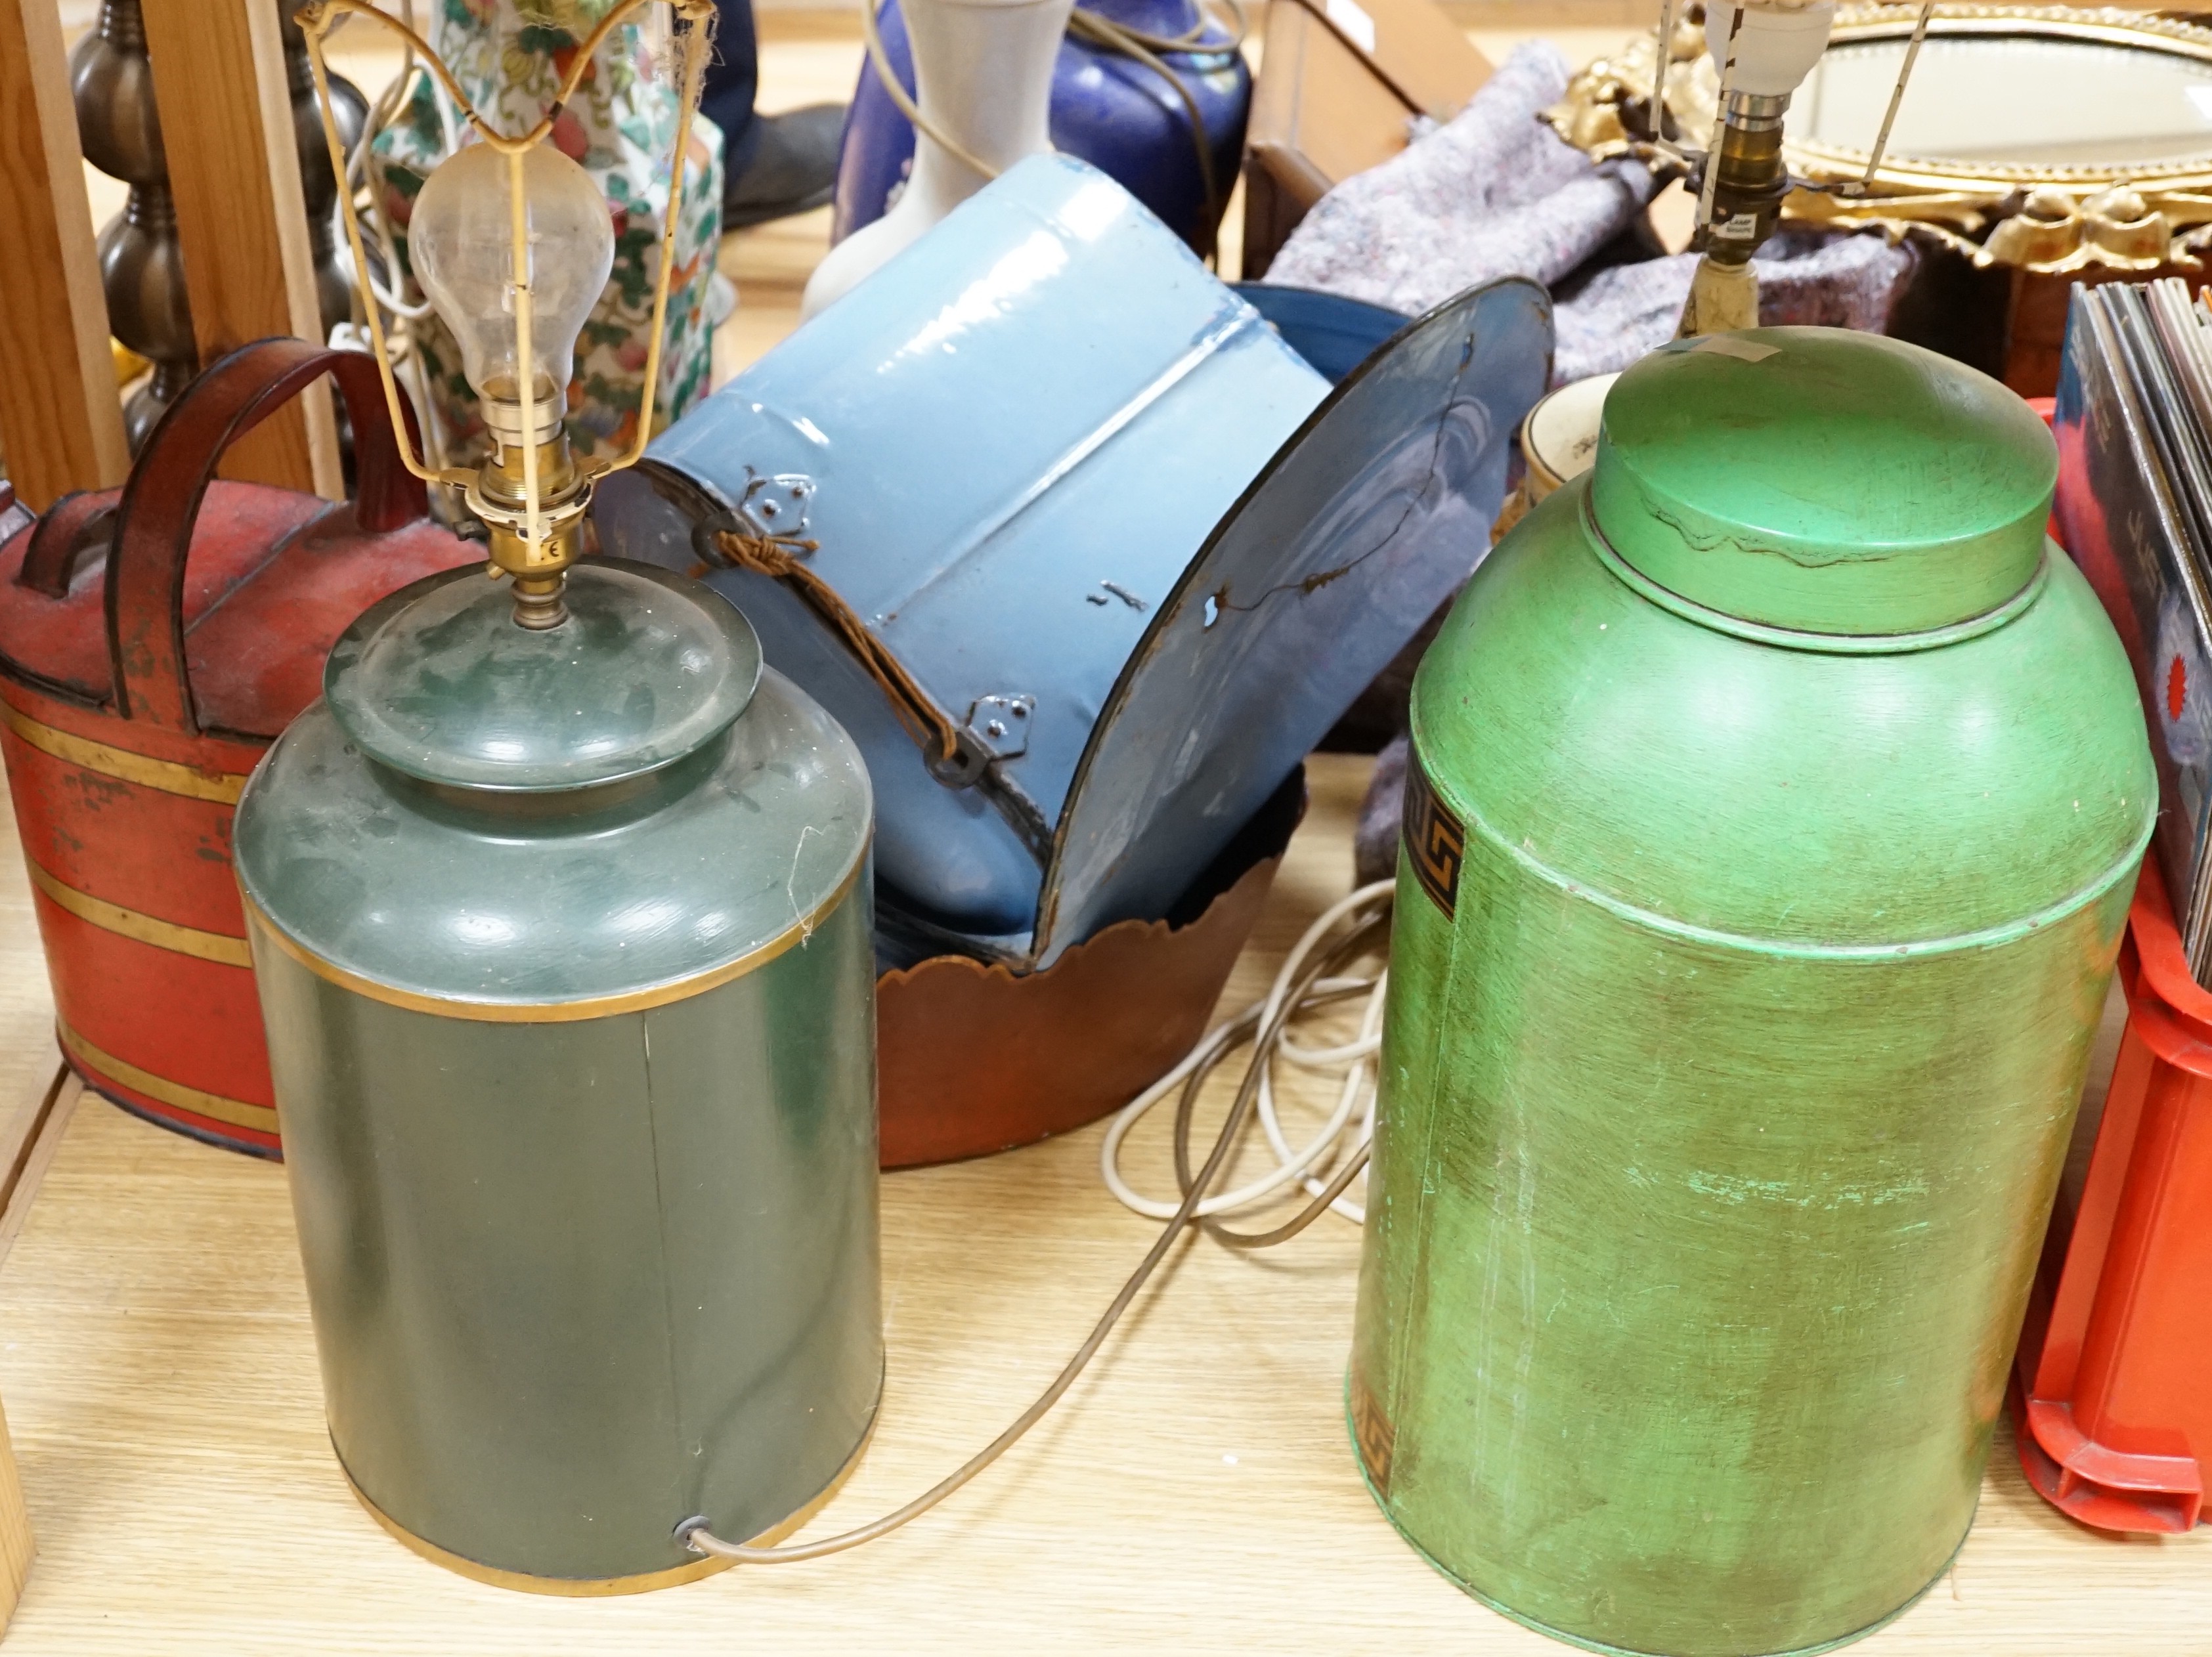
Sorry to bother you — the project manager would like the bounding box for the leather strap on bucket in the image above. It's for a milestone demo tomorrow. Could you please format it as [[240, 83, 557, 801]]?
[[709, 524, 972, 778], [703, 519, 1057, 869]]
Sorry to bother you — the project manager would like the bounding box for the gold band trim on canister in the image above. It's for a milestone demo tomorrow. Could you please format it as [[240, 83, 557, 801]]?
[[240, 846, 867, 1023], [58, 1020, 278, 1134], [26, 860, 253, 967], [341, 1410, 878, 1597], [0, 701, 249, 804]]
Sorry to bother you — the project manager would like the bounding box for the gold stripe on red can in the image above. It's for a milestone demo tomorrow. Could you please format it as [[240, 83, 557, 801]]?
[[25, 859, 253, 967], [58, 1022, 276, 1135], [0, 701, 249, 804]]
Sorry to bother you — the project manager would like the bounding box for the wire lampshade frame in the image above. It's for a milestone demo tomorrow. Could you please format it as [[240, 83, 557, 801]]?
[[295, 0, 716, 551]]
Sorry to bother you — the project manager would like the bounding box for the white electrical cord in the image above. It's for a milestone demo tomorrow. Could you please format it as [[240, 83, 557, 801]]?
[[328, 0, 458, 481], [1102, 880, 1392, 1228]]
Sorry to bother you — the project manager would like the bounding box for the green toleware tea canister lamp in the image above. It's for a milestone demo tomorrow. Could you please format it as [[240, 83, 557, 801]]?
[[1355, 328, 2155, 1656], [233, 1, 882, 1593]]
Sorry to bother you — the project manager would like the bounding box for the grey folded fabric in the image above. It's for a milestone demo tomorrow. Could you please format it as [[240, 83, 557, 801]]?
[[1355, 733, 1410, 889], [1265, 41, 1916, 385], [1267, 43, 1658, 320], [1555, 228, 1916, 382]]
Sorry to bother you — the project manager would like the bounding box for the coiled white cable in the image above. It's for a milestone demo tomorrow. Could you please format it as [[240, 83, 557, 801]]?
[[1101, 880, 1391, 1226]]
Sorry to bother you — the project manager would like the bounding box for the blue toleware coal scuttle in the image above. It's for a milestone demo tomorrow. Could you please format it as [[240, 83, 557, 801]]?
[[829, 0, 1249, 257], [597, 155, 1553, 969]]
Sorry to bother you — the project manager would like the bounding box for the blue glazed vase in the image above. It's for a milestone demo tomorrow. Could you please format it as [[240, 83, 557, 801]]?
[[829, 0, 1250, 255]]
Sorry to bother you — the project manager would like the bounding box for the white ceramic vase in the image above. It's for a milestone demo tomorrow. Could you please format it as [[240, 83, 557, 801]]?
[[800, 0, 1074, 318]]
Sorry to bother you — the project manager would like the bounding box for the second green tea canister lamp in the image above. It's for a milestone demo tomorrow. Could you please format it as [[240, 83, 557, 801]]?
[[232, 0, 883, 1591], [1357, 328, 2156, 1655]]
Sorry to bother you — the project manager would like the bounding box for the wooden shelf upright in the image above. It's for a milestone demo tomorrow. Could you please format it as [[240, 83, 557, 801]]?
[[0, 0, 340, 509], [0, 0, 131, 511]]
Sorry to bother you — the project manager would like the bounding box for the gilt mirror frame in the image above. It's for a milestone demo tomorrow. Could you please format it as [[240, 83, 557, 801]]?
[[1545, 5, 2212, 273]]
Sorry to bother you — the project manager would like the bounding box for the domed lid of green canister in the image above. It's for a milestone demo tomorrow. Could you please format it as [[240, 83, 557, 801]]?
[[1590, 328, 2056, 636], [326, 560, 763, 792]]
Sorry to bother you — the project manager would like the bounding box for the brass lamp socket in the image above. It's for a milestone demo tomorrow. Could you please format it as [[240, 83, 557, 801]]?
[[468, 392, 591, 629], [479, 377, 569, 452], [1720, 89, 1790, 133], [1693, 102, 1792, 268]]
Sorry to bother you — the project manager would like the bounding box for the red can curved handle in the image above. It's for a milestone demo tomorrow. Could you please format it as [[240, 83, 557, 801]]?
[[105, 339, 429, 735], [15, 491, 118, 599]]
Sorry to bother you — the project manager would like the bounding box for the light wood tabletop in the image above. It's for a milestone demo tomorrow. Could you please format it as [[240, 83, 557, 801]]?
[[0, 757, 2198, 1654]]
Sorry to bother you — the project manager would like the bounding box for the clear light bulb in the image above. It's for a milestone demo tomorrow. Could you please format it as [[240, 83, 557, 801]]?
[[410, 140, 615, 414]]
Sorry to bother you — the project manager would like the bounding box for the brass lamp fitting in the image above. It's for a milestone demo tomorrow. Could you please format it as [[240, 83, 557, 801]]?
[[1693, 91, 1792, 268], [468, 381, 588, 629]]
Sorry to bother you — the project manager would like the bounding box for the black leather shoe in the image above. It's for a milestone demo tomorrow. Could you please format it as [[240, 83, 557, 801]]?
[[724, 104, 846, 228]]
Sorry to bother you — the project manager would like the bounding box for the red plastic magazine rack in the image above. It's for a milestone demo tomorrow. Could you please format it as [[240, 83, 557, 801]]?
[[2013, 855, 2211, 1533]]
